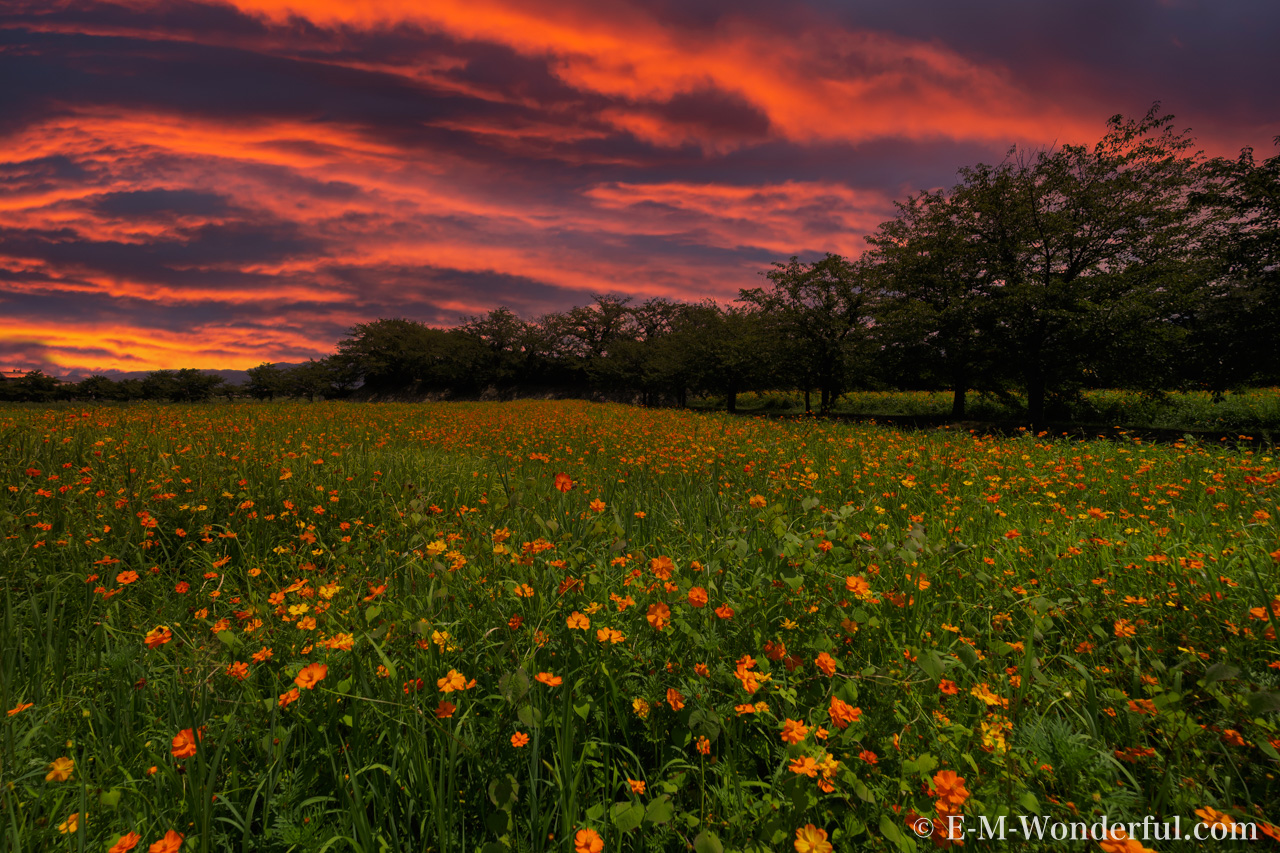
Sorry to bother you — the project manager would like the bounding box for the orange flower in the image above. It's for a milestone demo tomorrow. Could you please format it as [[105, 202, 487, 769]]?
[[116, 570, 139, 585], [108, 831, 142, 853], [627, 779, 646, 795], [814, 652, 837, 677], [294, 662, 328, 690], [225, 661, 249, 681], [646, 602, 671, 631], [665, 688, 685, 711], [566, 611, 590, 630], [694, 662, 710, 677], [144, 626, 172, 649], [794, 824, 833, 853], [437, 669, 476, 693], [278, 688, 300, 708], [252, 647, 273, 663], [535, 672, 563, 687], [1114, 619, 1136, 639], [589, 499, 606, 512], [695, 736, 711, 755], [1096, 828, 1156, 853], [780, 718, 809, 745], [147, 830, 184, 853], [938, 679, 958, 695], [511, 732, 530, 747], [170, 729, 199, 759], [932, 769, 970, 808], [7, 702, 33, 716], [749, 494, 767, 508], [46, 756, 74, 781], [687, 586, 708, 608], [828, 696, 861, 729], [714, 604, 735, 619], [57, 812, 80, 834], [554, 473, 573, 493], [858, 750, 878, 765], [845, 575, 871, 598], [789, 756, 819, 777], [1195, 807, 1244, 834], [573, 828, 603, 853], [650, 556, 674, 579], [435, 701, 456, 718]]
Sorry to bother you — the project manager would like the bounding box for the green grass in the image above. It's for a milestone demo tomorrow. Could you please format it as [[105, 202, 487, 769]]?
[[1, 400, 1278, 851], [702, 388, 1280, 433]]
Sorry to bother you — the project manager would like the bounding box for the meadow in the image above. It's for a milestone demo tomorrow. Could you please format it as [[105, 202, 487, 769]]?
[[1, 400, 1278, 852], [708, 388, 1280, 434]]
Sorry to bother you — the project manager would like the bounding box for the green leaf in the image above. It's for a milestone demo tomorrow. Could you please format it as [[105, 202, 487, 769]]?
[[693, 830, 725, 853], [99, 788, 122, 808], [364, 604, 382, 623], [516, 705, 542, 728], [485, 811, 510, 834], [366, 633, 396, 679], [1244, 692, 1280, 714], [611, 801, 645, 832], [879, 813, 917, 853], [1202, 662, 1240, 684], [488, 775, 519, 808], [917, 650, 945, 682], [215, 630, 241, 649], [644, 795, 674, 825]]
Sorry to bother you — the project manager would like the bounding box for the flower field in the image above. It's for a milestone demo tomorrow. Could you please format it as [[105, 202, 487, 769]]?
[[2, 400, 1279, 852]]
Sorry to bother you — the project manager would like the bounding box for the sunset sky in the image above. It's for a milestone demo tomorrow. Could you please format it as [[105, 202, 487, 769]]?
[[2, 0, 1278, 377]]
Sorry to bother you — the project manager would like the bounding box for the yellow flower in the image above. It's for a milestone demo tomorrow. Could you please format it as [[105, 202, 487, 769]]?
[[794, 824, 832, 853], [46, 756, 74, 782]]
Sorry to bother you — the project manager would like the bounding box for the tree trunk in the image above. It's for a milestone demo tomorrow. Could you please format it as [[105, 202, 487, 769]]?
[[950, 385, 966, 420], [1026, 374, 1046, 429], [804, 389, 811, 414], [677, 387, 687, 408], [727, 389, 737, 414]]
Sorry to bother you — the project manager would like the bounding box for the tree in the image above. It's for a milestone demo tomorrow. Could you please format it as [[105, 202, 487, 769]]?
[[0, 370, 61, 402], [246, 363, 287, 400], [868, 189, 1000, 418], [140, 370, 179, 401], [1183, 139, 1280, 390], [675, 303, 776, 413], [739, 253, 879, 414], [171, 369, 225, 402], [959, 105, 1203, 425], [74, 375, 121, 402]]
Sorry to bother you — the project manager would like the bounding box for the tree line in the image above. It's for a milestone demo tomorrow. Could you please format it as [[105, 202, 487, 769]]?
[[5, 108, 1276, 424]]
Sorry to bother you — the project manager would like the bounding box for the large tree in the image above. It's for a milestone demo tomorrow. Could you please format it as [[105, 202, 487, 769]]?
[[1183, 139, 1280, 391], [739, 253, 879, 414], [959, 106, 1203, 425], [867, 189, 1000, 418]]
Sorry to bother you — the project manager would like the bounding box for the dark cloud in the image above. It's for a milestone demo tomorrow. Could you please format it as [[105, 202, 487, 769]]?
[[89, 188, 236, 219]]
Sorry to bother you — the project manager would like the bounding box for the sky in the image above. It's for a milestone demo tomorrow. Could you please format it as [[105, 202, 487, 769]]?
[[2, 0, 1278, 378]]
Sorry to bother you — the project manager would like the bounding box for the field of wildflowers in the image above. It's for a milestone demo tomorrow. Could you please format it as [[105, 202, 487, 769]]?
[[2, 400, 1278, 852]]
